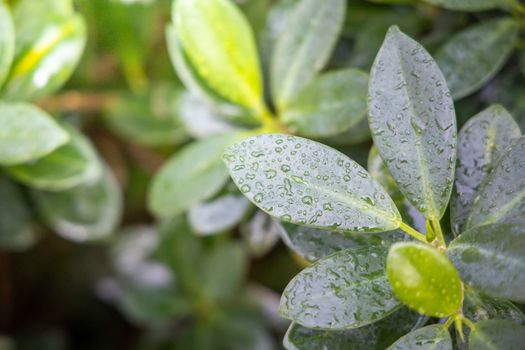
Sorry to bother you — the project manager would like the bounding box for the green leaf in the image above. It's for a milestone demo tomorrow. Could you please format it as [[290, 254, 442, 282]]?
[[32, 166, 122, 242], [13, 0, 74, 19], [104, 84, 188, 147], [173, 0, 263, 111], [435, 18, 518, 100], [271, 0, 346, 110], [188, 194, 250, 235], [387, 324, 452, 350], [324, 116, 371, 146], [149, 132, 242, 219], [279, 245, 400, 330], [223, 134, 401, 233], [463, 289, 525, 324], [368, 25, 457, 220], [0, 174, 36, 251], [451, 105, 521, 234], [281, 69, 368, 137], [2, 14, 86, 101], [0, 102, 69, 166], [422, 0, 512, 11], [6, 126, 102, 191], [284, 308, 420, 350], [466, 136, 525, 228], [240, 211, 280, 257], [387, 242, 462, 317], [469, 320, 525, 350], [447, 222, 525, 303], [0, 2, 15, 88], [279, 221, 405, 262]]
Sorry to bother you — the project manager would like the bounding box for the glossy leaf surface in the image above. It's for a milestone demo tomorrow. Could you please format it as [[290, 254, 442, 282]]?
[[447, 223, 525, 302], [149, 132, 241, 218], [223, 134, 401, 233], [0, 2, 15, 88], [279, 245, 400, 329], [436, 18, 518, 99], [271, 0, 346, 109], [387, 324, 452, 350], [368, 26, 457, 220], [0, 102, 69, 165], [466, 136, 525, 228], [469, 320, 525, 350], [422, 0, 509, 11], [451, 105, 520, 234], [174, 0, 263, 110], [387, 242, 462, 317], [463, 289, 525, 324], [282, 69, 368, 137]]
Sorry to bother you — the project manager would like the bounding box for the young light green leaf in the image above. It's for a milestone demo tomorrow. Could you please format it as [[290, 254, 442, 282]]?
[[2, 14, 87, 101], [451, 105, 521, 234], [447, 222, 525, 303], [279, 245, 401, 330], [174, 0, 263, 111], [13, 0, 74, 20], [368, 26, 457, 220], [435, 18, 518, 100], [468, 320, 525, 350], [6, 126, 102, 191], [223, 134, 401, 233], [271, 0, 346, 110], [0, 102, 69, 165], [281, 69, 369, 137], [466, 136, 525, 229], [387, 242, 462, 317], [0, 2, 15, 88], [149, 132, 242, 219], [32, 166, 122, 242], [387, 324, 452, 350], [284, 308, 420, 350], [422, 0, 511, 11]]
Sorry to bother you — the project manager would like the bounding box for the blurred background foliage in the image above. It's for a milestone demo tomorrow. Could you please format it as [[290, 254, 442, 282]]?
[[0, 0, 524, 349]]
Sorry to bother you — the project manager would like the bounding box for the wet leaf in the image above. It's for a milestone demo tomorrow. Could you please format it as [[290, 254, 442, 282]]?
[[387, 242, 462, 317], [451, 105, 521, 234], [422, 0, 510, 11], [2, 13, 86, 101], [466, 136, 525, 228], [173, 0, 263, 111], [368, 26, 457, 220], [284, 308, 420, 350], [6, 126, 102, 191], [447, 222, 525, 303], [468, 320, 525, 350], [188, 194, 250, 236], [281, 69, 368, 137], [241, 211, 280, 257], [271, 0, 346, 110], [0, 2, 15, 88], [279, 245, 400, 330], [149, 132, 242, 219], [32, 166, 122, 242], [435, 18, 518, 100], [387, 324, 452, 350], [463, 289, 524, 324], [223, 134, 401, 233], [0, 102, 69, 166]]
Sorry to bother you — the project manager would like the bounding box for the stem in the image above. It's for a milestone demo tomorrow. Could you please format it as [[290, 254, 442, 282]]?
[[399, 221, 427, 243], [430, 218, 446, 248]]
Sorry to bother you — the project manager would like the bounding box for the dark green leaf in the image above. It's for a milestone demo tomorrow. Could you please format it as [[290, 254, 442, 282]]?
[[281, 69, 368, 137], [271, 0, 346, 109], [284, 308, 420, 350], [0, 2, 15, 88], [468, 320, 525, 350], [463, 289, 524, 324], [435, 18, 518, 100], [422, 0, 511, 11], [387, 324, 452, 350], [368, 26, 457, 220], [447, 222, 525, 303], [279, 245, 400, 329], [451, 105, 521, 234], [324, 116, 371, 146], [32, 166, 122, 242], [0, 102, 69, 165], [466, 136, 525, 228], [223, 134, 401, 233], [387, 242, 462, 317], [149, 132, 242, 218], [6, 126, 102, 191]]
